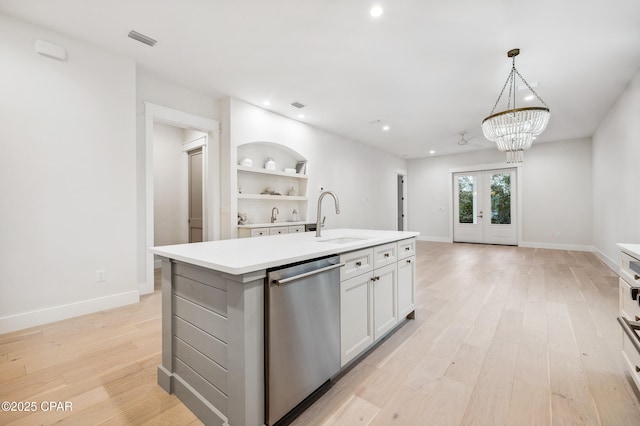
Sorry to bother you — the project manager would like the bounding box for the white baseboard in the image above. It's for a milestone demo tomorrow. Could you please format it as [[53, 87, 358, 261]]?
[[518, 241, 594, 252], [417, 237, 596, 254], [592, 246, 619, 274], [0, 290, 140, 334], [417, 235, 453, 243]]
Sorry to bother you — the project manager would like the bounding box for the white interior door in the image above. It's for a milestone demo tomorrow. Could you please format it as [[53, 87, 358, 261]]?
[[453, 169, 517, 245], [188, 147, 204, 243]]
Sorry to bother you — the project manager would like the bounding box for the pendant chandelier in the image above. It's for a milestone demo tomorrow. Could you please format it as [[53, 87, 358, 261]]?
[[481, 48, 550, 163]]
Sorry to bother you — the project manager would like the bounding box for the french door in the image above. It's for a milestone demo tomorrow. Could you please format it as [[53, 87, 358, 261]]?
[[453, 169, 517, 245]]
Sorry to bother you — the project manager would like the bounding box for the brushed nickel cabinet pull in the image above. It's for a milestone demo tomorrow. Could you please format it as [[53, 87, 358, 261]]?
[[407, 259, 412, 264], [384, 253, 390, 258], [355, 261, 362, 267], [405, 247, 411, 251]]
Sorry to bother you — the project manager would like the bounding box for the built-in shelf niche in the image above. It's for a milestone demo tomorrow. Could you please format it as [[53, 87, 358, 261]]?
[[236, 142, 308, 225]]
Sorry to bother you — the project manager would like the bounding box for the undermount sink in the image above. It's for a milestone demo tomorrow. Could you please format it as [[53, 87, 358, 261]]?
[[316, 237, 369, 244]]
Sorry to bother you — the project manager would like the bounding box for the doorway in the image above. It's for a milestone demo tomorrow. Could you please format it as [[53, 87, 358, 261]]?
[[397, 174, 405, 231], [453, 169, 517, 245], [397, 171, 407, 231], [142, 102, 220, 295], [188, 147, 204, 243]]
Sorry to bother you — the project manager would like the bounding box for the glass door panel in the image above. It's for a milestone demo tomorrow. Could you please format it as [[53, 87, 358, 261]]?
[[490, 173, 511, 225], [458, 175, 477, 224]]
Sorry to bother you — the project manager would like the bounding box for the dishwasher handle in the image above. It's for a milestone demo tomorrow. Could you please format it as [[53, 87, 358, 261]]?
[[272, 262, 345, 286], [618, 316, 640, 354]]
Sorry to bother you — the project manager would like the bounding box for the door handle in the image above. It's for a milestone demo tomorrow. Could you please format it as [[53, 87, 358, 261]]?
[[477, 210, 483, 219], [618, 317, 640, 354]]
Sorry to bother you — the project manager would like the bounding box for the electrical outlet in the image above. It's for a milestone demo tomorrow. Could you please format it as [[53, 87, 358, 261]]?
[[95, 269, 106, 282]]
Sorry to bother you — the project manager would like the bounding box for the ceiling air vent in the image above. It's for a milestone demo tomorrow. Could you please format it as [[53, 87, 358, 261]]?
[[128, 30, 157, 47], [290, 101, 305, 109]]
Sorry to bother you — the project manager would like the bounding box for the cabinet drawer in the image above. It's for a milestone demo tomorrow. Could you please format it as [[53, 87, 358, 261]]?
[[398, 238, 416, 260], [621, 251, 640, 288], [620, 277, 640, 321], [250, 228, 270, 237], [373, 242, 397, 268], [340, 248, 374, 281], [288, 225, 305, 233], [269, 227, 289, 235]]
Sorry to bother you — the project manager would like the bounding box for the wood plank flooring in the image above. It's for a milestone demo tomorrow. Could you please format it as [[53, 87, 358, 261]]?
[[2, 242, 640, 425]]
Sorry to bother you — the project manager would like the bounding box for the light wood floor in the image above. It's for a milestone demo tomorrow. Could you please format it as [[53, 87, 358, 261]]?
[[2, 242, 640, 425]]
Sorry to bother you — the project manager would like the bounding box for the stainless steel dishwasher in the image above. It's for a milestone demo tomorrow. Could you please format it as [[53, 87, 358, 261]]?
[[265, 255, 343, 425]]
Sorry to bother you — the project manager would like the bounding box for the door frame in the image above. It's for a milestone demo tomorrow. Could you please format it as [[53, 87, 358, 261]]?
[[396, 169, 408, 231], [143, 102, 220, 294], [448, 162, 523, 245]]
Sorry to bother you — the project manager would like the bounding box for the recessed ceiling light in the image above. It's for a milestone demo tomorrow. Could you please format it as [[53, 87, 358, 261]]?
[[429, 150, 435, 154], [263, 100, 271, 106], [523, 94, 535, 101], [382, 125, 390, 131], [370, 5, 383, 17], [532, 136, 537, 140], [298, 114, 305, 119]]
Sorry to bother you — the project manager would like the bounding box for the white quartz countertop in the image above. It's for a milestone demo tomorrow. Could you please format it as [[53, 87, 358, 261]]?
[[619, 243, 640, 259], [150, 228, 420, 275]]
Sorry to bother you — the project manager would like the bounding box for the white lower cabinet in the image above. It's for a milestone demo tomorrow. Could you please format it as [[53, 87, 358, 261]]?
[[339, 238, 416, 367], [372, 263, 398, 340], [340, 272, 374, 366], [397, 255, 416, 318], [269, 227, 289, 235]]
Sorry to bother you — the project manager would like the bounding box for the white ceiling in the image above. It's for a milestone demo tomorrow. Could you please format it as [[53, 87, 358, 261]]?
[[2, 0, 639, 159]]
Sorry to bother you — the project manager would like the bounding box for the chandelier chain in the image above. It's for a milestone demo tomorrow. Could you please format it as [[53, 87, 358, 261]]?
[[488, 69, 513, 115], [513, 67, 548, 108], [488, 56, 549, 114]]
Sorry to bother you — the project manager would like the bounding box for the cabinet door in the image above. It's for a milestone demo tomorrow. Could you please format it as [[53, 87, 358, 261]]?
[[397, 256, 416, 319], [340, 273, 374, 366], [373, 263, 397, 340]]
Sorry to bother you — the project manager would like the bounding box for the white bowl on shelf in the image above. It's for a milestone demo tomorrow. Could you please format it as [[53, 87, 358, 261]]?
[[284, 168, 296, 174]]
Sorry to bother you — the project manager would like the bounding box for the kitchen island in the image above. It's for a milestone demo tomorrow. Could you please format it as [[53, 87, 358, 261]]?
[[150, 228, 419, 426]]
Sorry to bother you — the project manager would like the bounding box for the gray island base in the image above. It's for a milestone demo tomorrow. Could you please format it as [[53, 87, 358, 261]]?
[[150, 229, 419, 425]]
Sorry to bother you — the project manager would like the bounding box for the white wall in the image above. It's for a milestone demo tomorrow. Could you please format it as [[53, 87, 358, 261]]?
[[153, 123, 189, 246], [0, 15, 138, 332], [408, 138, 593, 249], [222, 98, 407, 237], [592, 70, 640, 267], [520, 138, 592, 246], [135, 71, 221, 284]]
